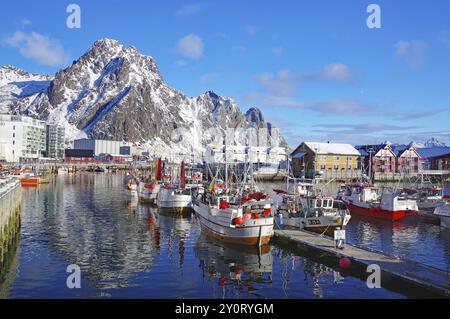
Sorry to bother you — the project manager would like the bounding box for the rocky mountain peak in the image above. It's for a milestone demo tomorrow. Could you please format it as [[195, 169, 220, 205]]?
[[1, 38, 286, 159], [245, 107, 265, 123]]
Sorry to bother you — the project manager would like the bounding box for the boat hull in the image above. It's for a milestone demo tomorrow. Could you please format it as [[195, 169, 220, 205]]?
[[138, 183, 160, 204], [434, 205, 450, 228], [347, 202, 418, 221], [194, 201, 273, 246], [284, 214, 351, 236], [157, 189, 192, 209], [439, 215, 450, 228], [19, 178, 40, 187]]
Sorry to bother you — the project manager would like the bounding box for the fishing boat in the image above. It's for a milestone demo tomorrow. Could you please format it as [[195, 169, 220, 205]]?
[[138, 158, 163, 204], [193, 180, 274, 246], [156, 161, 193, 214], [406, 187, 447, 211], [341, 184, 418, 221], [434, 203, 450, 228], [252, 163, 284, 181], [127, 178, 137, 191], [277, 195, 351, 235], [19, 173, 40, 187]]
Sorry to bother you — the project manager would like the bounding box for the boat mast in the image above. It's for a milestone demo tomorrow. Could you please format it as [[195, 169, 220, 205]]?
[[286, 150, 289, 192], [224, 134, 228, 190]]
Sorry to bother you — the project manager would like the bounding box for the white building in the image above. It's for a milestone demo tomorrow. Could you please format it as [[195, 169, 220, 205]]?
[[46, 125, 65, 159], [0, 114, 47, 162], [73, 139, 134, 156], [204, 145, 287, 164]]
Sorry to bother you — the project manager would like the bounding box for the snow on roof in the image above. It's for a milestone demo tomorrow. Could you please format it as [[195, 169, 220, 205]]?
[[304, 142, 360, 156]]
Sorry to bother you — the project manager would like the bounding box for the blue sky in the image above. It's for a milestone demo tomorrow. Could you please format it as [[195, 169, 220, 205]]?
[[1, 0, 449, 148]]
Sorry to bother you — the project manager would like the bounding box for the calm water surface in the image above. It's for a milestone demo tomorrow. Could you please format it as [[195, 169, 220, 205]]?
[[0, 173, 448, 298]]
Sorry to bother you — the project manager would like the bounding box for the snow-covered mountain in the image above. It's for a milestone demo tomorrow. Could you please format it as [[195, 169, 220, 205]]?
[[0, 65, 52, 116], [0, 38, 286, 157], [423, 137, 447, 148]]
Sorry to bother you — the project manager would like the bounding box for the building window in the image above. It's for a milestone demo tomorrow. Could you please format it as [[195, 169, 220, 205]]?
[[334, 165, 339, 170], [320, 165, 326, 170], [334, 156, 340, 160], [321, 155, 327, 160], [348, 165, 352, 169]]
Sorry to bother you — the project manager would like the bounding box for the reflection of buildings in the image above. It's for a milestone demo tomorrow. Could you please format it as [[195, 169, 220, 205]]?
[[0, 232, 20, 299], [21, 174, 159, 290], [194, 235, 273, 298]]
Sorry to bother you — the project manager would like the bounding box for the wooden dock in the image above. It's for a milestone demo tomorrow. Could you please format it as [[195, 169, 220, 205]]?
[[273, 229, 449, 298]]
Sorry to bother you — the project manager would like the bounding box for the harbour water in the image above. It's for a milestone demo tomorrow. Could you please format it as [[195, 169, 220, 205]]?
[[0, 173, 448, 298]]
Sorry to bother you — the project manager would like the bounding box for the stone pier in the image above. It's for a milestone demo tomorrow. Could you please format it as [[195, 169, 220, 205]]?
[[0, 179, 21, 264]]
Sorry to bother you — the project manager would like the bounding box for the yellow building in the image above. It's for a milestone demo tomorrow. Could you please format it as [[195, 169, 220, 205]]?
[[292, 141, 360, 178]]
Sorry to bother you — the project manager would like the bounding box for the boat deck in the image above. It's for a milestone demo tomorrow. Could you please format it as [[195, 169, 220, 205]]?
[[273, 229, 449, 298]]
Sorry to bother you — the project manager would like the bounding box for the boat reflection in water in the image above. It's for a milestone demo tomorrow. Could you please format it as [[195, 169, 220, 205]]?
[[194, 235, 273, 298], [273, 249, 346, 299]]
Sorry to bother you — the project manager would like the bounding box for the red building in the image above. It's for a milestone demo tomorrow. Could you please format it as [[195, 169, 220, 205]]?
[[356, 144, 396, 175], [356, 143, 421, 176], [392, 144, 420, 174], [64, 149, 96, 164]]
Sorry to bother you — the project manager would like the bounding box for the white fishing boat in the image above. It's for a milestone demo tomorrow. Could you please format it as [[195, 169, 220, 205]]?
[[138, 158, 163, 204], [434, 203, 450, 228], [194, 177, 274, 243], [156, 161, 193, 213], [407, 187, 447, 211], [252, 163, 283, 181], [193, 187, 274, 246], [277, 195, 351, 235]]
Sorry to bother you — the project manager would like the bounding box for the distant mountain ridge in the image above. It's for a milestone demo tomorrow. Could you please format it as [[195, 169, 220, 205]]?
[[0, 38, 286, 157]]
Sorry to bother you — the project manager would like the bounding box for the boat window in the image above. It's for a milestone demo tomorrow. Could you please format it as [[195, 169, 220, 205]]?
[[316, 200, 322, 207]]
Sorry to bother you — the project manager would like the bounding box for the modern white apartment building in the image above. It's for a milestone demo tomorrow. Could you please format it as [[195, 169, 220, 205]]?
[[0, 114, 47, 162], [46, 125, 65, 159]]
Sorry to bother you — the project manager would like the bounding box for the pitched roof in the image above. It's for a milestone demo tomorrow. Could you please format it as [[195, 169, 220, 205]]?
[[391, 143, 415, 157], [304, 142, 360, 156], [416, 147, 450, 159], [354, 144, 392, 156]]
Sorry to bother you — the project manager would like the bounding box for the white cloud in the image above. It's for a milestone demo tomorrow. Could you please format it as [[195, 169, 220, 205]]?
[[176, 34, 203, 59], [272, 47, 283, 57], [175, 3, 203, 17], [394, 40, 428, 69], [253, 70, 301, 96], [253, 64, 354, 97], [316, 63, 353, 82], [245, 93, 379, 116], [245, 25, 257, 36], [3, 31, 68, 67]]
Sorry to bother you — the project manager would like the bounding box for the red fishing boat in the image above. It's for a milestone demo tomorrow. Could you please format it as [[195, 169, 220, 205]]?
[[341, 184, 418, 221]]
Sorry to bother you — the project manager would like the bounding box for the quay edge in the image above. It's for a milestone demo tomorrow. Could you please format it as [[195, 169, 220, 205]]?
[[0, 179, 21, 265], [273, 229, 449, 298]]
